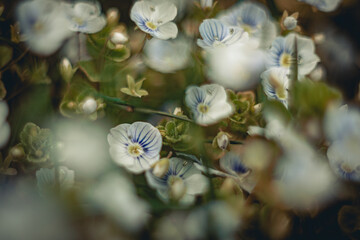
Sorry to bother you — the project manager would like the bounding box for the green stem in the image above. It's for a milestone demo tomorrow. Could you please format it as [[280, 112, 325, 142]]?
[[290, 36, 298, 82], [98, 93, 195, 123]]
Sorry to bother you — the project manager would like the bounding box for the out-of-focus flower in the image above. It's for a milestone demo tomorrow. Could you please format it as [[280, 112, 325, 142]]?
[[147, 0, 191, 20], [130, 1, 178, 40], [0, 182, 76, 240], [110, 31, 129, 45], [0, 101, 10, 148], [84, 172, 150, 232], [121, 75, 149, 98], [106, 7, 120, 25], [200, 0, 213, 9], [197, 19, 248, 49], [261, 68, 290, 108], [280, 11, 301, 32], [17, 0, 72, 55], [185, 84, 233, 126], [220, 151, 257, 193], [19, 122, 53, 163], [267, 33, 320, 76], [145, 157, 208, 205], [143, 36, 192, 73], [274, 129, 339, 209], [218, 2, 277, 49], [64, 1, 106, 34], [325, 105, 360, 182], [298, 0, 342, 12], [152, 157, 170, 178], [108, 122, 162, 174], [36, 166, 75, 196], [61, 33, 91, 64], [54, 120, 110, 178], [184, 201, 241, 240], [206, 43, 266, 90]]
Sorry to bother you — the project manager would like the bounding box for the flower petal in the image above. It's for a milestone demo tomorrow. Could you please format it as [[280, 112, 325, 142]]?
[[154, 22, 178, 40]]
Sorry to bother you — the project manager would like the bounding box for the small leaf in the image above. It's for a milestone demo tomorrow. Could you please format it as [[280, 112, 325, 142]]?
[[0, 45, 13, 68]]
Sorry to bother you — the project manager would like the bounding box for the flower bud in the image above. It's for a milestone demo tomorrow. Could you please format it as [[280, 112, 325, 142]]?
[[106, 8, 119, 25], [283, 16, 297, 30], [110, 32, 128, 45], [153, 157, 170, 178], [59, 58, 76, 83], [169, 177, 186, 201], [173, 107, 183, 116], [200, 0, 213, 9], [213, 131, 231, 150], [82, 97, 98, 115], [10, 145, 25, 159]]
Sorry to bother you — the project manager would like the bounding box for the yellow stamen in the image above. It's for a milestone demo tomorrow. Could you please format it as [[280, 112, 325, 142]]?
[[197, 104, 209, 114], [146, 22, 157, 30]]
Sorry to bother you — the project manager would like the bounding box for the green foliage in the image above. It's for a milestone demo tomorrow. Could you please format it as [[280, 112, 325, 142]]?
[[29, 61, 51, 84], [19, 122, 53, 163], [0, 45, 13, 68], [59, 77, 105, 120], [157, 115, 194, 151], [291, 78, 342, 118], [227, 90, 262, 134]]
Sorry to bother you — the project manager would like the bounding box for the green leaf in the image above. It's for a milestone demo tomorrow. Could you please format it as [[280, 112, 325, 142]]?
[[0, 45, 13, 68]]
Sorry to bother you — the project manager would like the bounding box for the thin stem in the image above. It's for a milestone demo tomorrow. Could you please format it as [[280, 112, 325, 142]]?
[[98, 93, 195, 123], [290, 36, 298, 82]]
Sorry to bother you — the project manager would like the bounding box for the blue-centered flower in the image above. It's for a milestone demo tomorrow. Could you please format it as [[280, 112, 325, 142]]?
[[197, 19, 248, 49], [218, 2, 276, 48], [185, 84, 233, 126], [267, 33, 320, 76], [219, 151, 256, 193], [130, 1, 178, 40], [261, 68, 290, 108], [108, 122, 162, 174], [145, 157, 208, 205], [298, 0, 342, 12], [64, 1, 106, 34]]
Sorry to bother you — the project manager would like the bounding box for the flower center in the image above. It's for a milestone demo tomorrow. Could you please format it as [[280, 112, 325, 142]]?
[[280, 53, 292, 67], [128, 144, 143, 157], [197, 103, 209, 114], [146, 21, 157, 30], [341, 163, 354, 173], [241, 24, 253, 35], [73, 17, 84, 26]]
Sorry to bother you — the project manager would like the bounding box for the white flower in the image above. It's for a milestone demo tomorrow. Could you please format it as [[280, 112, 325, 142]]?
[[185, 84, 233, 126], [205, 43, 266, 91], [220, 152, 257, 193], [36, 166, 75, 195], [130, 1, 178, 40], [143, 35, 191, 73], [218, 2, 277, 48], [16, 0, 72, 55], [261, 68, 290, 108], [84, 172, 150, 232], [324, 105, 360, 182], [64, 1, 106, 34], [0, 101, 10, 148], [267, 33, 320, 76], [197, 19, 248, 49], [298, 0, 342, 12], [145, 157, 208, 205], [200, 0, 213, 9], [108, 121, 162, 174], [184, 202, 241, 240], [283, 16, 298, 30]]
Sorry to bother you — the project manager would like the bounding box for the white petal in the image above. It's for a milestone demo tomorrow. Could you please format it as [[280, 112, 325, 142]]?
[[130, 1, 153, 25], [154, 22, 178, 40], [152, 2, 177, 24], [184, 174, 208, 195]]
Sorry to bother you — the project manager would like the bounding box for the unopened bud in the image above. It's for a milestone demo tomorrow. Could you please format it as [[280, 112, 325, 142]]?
[[107, 8, 119, 25], [169, 177, 186, 201], [10, 145, 25, 159], [110, 32, 128, 45], [200, 0, 213, 9], [59, 58, 76, 83], [82, 97, 98, 114], [173, 107, 183, 115], [153, 158, 170, 178], [283, 16, 297, 30], [213, 131, 231, 150]]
